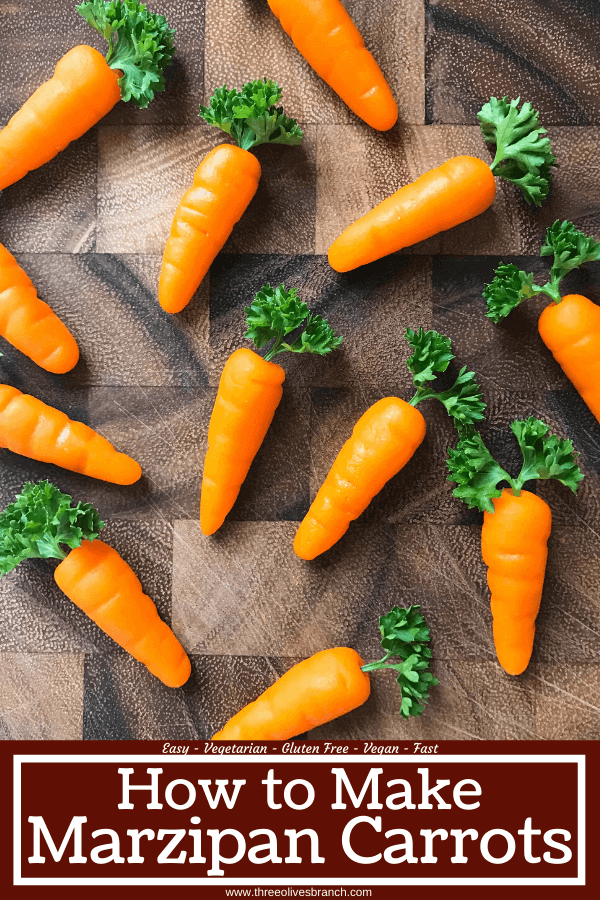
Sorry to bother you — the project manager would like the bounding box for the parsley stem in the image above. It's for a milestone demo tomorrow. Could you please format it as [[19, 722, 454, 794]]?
[[408, 386, 436, 407], [489, 151, 505, 175], [541, 278, 563, 304], [264, 333, 284, 363], [361, 652, 393, 673]]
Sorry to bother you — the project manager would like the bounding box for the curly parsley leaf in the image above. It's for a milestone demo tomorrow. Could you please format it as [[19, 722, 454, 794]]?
[[77, 1, 175, 108], [245, 283, 342, 361], [0, 481, 104, 575], [199, 79, 303, 151], [405, 328, 454, 387], [433, 367, 486, 427], [245, 284, 308, 349], [286, 313, 344, 356], [512, 417, 584, 494], [446, 430, 513, 513], [478, 96, 556, 206], [483, 263, 539, 321], [361, 605, 438, 720], [406, 330, 485, 427], [541, 220, 600, 295]]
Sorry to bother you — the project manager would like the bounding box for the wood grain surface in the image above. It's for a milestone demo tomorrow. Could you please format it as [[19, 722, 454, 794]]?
[[0, 0, 599, 741]]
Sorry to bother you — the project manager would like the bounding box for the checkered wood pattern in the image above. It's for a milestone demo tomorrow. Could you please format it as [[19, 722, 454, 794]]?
[[1, 0, 599, 740]]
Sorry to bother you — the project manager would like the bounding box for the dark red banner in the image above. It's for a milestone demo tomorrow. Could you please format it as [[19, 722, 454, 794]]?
[[1, 740, 598, 898]]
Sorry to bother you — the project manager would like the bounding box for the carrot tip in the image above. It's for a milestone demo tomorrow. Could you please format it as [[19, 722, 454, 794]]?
[[110, 457, 142, 485], [165, 655, 192, 688]]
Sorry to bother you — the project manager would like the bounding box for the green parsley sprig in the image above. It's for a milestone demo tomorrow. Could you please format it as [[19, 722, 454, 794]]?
[[0, 481, 104, 576], [77, 0, 175, 108], [361, 605, 439, 719], [477, 96, 556, 206], [483, 220, 600, 321], [245, 283, 342, 362], [446, 418, 583, 513], [199, 80, 303, 151], [405, 328, 486, 427]]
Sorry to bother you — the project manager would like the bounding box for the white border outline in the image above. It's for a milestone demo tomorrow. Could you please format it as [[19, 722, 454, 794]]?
[[13, 753, 585, 887]]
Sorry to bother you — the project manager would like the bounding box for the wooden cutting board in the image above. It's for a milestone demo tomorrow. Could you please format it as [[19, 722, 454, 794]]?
[[0, 0, 599, 741]]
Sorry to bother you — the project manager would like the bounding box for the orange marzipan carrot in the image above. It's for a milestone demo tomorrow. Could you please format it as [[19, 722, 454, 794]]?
[[0, 242, 79, 373], [0, 385, 142, 485], [294, 397, 426, 559], [329, 98, 555, 272], [328, 156, 496, 272], [159, 145, 262, 314], [267, 0, 398, 131], [55, 539, 191, 688], [0, 46, 121, 191], [0, 5, 175, 190], [213, 648, 370, 739], [482, 489, 552, 677], [200, 348, 285, 535], [538, 294, 600, 424]]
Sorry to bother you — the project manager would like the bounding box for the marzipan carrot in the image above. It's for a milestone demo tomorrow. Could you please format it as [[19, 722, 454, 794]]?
[[160, 81, 302, 313], [295, 398, 426, 559], [213, 605, 437, 739], [0, 242, 79, 372], [329, 97, 555, 272], [201, 284, 342, 535], [0, 2, 174, 190], [55, 539, 190, 687], [201, 348, 284, 536], [483, 489, 552, 677], [294, 329, 485, 560], [539, 295, 600, 422], [485, 220, 600, 425], [267, 0, 397, 131], [0, 385, 141, 484], [447, 418, 583, 675], [0, 482, 190, 687], [160, 145, 261, 313]]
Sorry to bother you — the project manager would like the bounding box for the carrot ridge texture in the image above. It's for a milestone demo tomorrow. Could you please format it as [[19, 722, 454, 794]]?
[[0, 386, 142, 485], [213, 648, 370, 739], [200, 348, 285, 535], [538, 294, 600, 424], [55, 539, 191, 688], [267, 0, 397, 131], [159, 145, 262, 313], [482, 489, 552, 676], [329, 156, 496, 272], [0, 46, 121, 191], [294, 398, 426, 559], [0, 243, 79, 373]]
